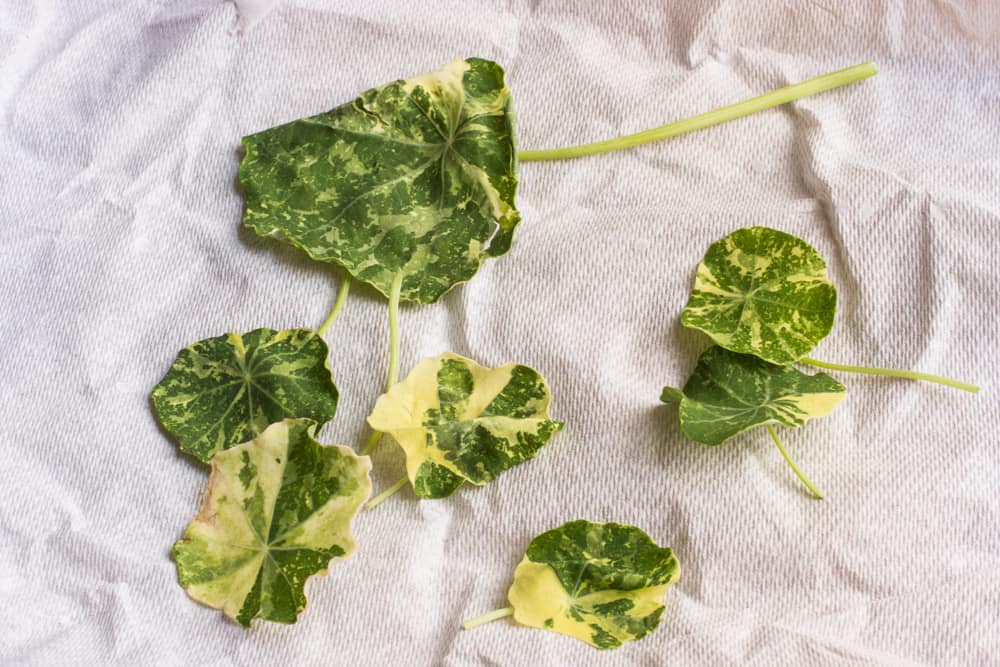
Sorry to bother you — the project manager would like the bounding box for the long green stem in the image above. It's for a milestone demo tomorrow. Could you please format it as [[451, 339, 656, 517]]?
[[518, 62, 877, 162], [316, 275, 352, 337], [365, 475, 408, 511], [800, 357, 979, 393], [360, 272, 404, 456], [767, 425, 824, 500], [462, 607, 515, 631]]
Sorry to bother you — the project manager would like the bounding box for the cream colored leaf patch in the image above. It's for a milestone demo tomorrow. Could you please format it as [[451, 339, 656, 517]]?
[[173, 419, 371, 627], [240, 58, 518, 304], [367, 353, 563, 499]]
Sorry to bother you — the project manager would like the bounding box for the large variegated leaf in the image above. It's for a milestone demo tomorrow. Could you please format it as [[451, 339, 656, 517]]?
[[151, 328, 339, 463], [240, 58, 518, 304], [661, 345, 846, 445], [680, 226, 837, 365], [508, 520, 680, 650], [367, 353, 563, 499], [173, 419, 371, 627]]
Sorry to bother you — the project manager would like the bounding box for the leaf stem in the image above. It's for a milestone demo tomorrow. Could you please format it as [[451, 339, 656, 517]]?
[[800, 357, 979, 393], [316, 275, 352, 337], [365, 475, 408, 510], [360, 430, 382, 455], [767, 424, 824, 500], [361, 272, 405, 456], [462, 607, 515, 631], [387, 271, 403, 389], [518, 62, 877, 161]]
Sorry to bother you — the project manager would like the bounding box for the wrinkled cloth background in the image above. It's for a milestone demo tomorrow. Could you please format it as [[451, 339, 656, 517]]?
[[2, 1, 998, 664]]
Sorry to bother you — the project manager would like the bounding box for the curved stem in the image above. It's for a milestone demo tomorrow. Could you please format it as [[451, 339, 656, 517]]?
[[767, 425, 824, 500], [462, 607, 514, 631], [316, 275, 352, 337], [518, 62, 877, 162], [365, 475, 408, 511], [800, 357, 979, 393]]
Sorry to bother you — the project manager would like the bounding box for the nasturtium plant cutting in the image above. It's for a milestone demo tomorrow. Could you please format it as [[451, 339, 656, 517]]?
[[662, 346, 846, 445], [664, 226, 978, 498], [662, 345, 846, 497], [173, 419, 371, 627], [240, 58, 518, 305], [463, 520, 681, 650], [677, 226, 980, 394], [151, 328, 340, 463], [680, 226, 836, 365], [367, 353, 563, 500]]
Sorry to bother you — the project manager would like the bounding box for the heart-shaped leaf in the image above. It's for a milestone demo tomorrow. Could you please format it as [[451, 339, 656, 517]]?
[[680, 226, 837, 365], [661, 345, 846, 445], [507, 520, 680, 649], [367, 353, 563, 499], [173, 419, 371, 626], [151, 328, 339, 463], [240, 58, 518, 304]]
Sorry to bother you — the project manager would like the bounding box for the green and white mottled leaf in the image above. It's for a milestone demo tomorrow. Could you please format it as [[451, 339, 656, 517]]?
[[680, 226, 837, 365], [661, 345, 846, 445], [507, 520, 680, 650], [367, 353, 563, 499], [173, 419, 371, 627], [240, 58, 518, 304], [151, 328, 339, 463]]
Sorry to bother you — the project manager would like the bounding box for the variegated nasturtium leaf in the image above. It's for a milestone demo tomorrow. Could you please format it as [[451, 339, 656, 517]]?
[[680, 226, 837, 365], [173, 419, 371, 627], [240, 57, 518, 304], [367, 353, 563, 499], [151, 328, 339, 463], [508, 520, 681, 650], [661, 345, 846, 445]]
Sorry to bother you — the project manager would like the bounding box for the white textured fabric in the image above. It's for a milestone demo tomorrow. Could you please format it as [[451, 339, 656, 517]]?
[[2, 1, 999, 664]]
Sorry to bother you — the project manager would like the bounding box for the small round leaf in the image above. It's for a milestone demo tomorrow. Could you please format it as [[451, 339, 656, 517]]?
[[507, 520, 681, 649], [151, 328, 339, 463], [664, 345, 846, 445], [173, 419, 371, 626], [681, 226, 837, 364], [367, 353, 563, 499]]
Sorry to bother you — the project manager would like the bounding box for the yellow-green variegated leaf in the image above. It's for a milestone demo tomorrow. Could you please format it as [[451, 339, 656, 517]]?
[[680, 226, 837, 365], [151, 328, 339, 463], [508, 520, 680, 650], [367, 353, 563, 499], [661, 345, 846, 445], [240, 58, 518, 304], [173, 419, 371, 627]]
